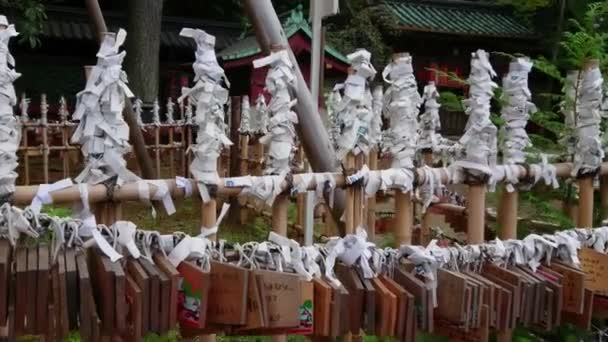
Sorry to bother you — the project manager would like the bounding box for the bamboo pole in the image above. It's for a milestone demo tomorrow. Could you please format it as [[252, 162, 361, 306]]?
[[22, 124, 29, 185], [498, 189, 518, 240], [169, 124, 175, 178], [578, 176, 594, 228], [239, 135, 249, 176], [229, 96, 242, 178], [601, 174, 608, 220], [394, 191, 413, 245], [467, 183, 486, 244], [366, 149, 378, 241], [201, 196, 217, 342], [155, 125, 161, 179], [271, 194, 288, 342], [41, 94, 49, 184]]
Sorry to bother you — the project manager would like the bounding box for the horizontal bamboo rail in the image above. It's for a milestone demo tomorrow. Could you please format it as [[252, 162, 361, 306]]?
[[11, 161, 605, 206]]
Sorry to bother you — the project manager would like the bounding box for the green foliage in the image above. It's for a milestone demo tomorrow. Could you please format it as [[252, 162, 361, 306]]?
[[0, 0, 46, 47], [42, 205, 71, 218], [560, 2, 608, 69], [497, 0, 553, 21]]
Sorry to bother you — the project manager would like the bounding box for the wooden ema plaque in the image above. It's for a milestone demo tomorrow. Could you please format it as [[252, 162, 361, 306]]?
[[176, 260, 210, 329], [549, 262, 585, 314], [0, 240, 11, 325], [64, 249, 79, 331], [139, 258, 161, 333], [436, 268, 467, 324], [236, 270, 266, 332], [255, 269, 301, 329], [357, 271, 376, 334], [90, 248, 115, 335], [562, 288, 594, 330], [35, 245, 49, 335], [157, 264, 171, 333], [393, 266, 426, 331], [110, 255, 127, 336], [579, 248, 608, 296], [26, 247, 36, 334], [592, 294, 608, 319], [372, 277, 397, 337], [379, 275, 410, 339], [334, 263, 364, 334], [312, 277, 332, 336], [207, 261, 248, 325], [126, 275, 143, 341], [76, 251, 101, 342], [126, 258, 150, 334], [435, 304, 490, 342], [153, 253, 180, 330]]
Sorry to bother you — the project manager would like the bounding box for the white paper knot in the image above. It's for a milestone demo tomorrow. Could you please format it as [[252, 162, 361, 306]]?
[[268, 231, 314, 281], [240, 171, 287, 206], [137, 180, 176, 218], [528, 154, 559, 189], [176, 176, 193, 198], [30, 178, 74, 214], [198, 202, 230, 238], [113, 221, 141, 258], [167, 235, 211, 267]]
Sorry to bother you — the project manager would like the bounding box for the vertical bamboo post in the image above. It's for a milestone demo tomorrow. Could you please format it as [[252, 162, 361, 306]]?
[[229, 96, 242, 178], [61, 105, 70, 179], [498, 189, 518, 240], [255, 139, 265, 176], [496, 185, 517, 342], [394, 191, 413, 245], [366, 148, 378, 241], [601, 174, 608, 221], [239, 135, 249, 175], [271, 193, 288, 342], [201, 195, 217, 342], [578, 176, 594, 228], [155, 124, 161, 179], [22, 123, 29, 185], [467, 183, 486, 244], [169, 123, 175, 178], [41, 94, 49, 184]]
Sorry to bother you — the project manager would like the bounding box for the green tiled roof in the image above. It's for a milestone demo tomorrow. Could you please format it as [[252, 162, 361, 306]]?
[[218, 5, 349, 63], [383, 0, 535, 38]]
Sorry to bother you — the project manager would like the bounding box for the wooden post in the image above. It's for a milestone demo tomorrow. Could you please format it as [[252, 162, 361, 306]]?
[[200, 196, 217, 342], [394, 191, 413, 245], [168, 123, 175, 178], [41, 94, 49, 184], [601, 174, 608, 221], [366, 149, 378, 241], [239, 135, 249, 176], [229, 96, 242, 178], [498, 188, 518, 240], [22, 123, 29, 185], [271, 193, 288, 342], [467, 183, 486, 244], [61, 108, 70, 179], [578, 176, 594, 228], [155, 124, 161, 179], [496, 185, 517, 342]]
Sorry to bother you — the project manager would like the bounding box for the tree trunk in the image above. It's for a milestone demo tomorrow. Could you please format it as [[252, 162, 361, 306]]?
[[125, 0, 164, 104]]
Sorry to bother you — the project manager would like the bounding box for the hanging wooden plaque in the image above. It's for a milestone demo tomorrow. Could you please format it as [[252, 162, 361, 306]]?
[[36, 245, 49, 334], [91, 249, 115, 334], [436, 268, 468, 324], [312, 277, 332, 336], [126, 258, 150, 334], [26, 247, 37, 334], [435, 304, 490, 342], [139, 258, 160, 333], [236, 270, 266, 331], [579, 248, 608, 296], [334, 263, 364, 333], [126, 275, 143, 341], [157, 265, 171, 334], [208, 261, 248, 326], [357, 272, 376, 334], [111, 257, 127, 335], [0, 240, 10, 325], [65, 249, 79, 330], [153, 253, 180, 330], [549, 262, 585, 314], [76, 252, 92, 342], [380, 275, 409, 339], [255, 269, 301, 329], [393, 266, 427, 331], [562, 288, 594, 330]]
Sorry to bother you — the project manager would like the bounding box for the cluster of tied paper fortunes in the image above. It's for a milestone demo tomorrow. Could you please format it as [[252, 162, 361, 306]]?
[[0, 17, 21, 198]]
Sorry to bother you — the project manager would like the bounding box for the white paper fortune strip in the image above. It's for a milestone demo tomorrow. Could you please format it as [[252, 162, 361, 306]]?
[[499, 57, 536, 165], [0, 16, 21, 197], [326, 87, 342, 148], [370, 85, 383, 149], [382, 53, 421, 169], [418, 81, 442, 152], [454, 49, 498, 177], [179, 28, 233, 201], [253, 49, 298, 175], [252, 94, 269, 135], [573, 61, 604, 176], [335, 49, 377, 161], [71, 28, 138, 186], [560, 70, 580, 157]]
